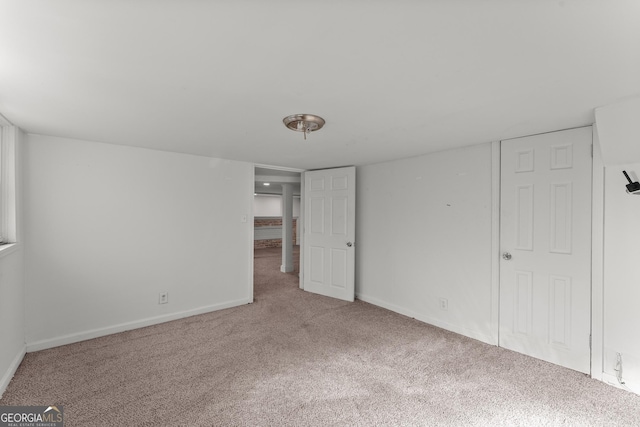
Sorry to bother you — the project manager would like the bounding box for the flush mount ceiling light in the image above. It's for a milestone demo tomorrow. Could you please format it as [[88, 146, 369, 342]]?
[[283, 114, 325, 140]]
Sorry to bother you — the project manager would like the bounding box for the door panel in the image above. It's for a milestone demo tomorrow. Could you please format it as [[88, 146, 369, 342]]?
[[499, 127, 592, 373], [303, 166, 355, 302]]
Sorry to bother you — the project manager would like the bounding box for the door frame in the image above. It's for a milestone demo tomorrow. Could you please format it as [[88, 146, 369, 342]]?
[[490, 141, 501, 346], [299, 171, 305, 289], [491, 126, 604, 380], [252, 163, 306, 292], [591, 125, 605, 381]]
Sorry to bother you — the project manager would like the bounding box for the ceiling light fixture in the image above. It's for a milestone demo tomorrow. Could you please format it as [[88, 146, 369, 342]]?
[[283, 114, 325, 140], [263, 183, 270, 186]]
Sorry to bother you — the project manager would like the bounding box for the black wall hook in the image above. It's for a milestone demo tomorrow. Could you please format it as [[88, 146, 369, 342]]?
[[622, 170, 640, 194]]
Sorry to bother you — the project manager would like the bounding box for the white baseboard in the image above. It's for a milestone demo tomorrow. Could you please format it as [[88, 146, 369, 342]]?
[[0, 345, 26, 399], [26, 298, 252, 353], [356, 293, 495, 346], [602, 372, 640, 395]]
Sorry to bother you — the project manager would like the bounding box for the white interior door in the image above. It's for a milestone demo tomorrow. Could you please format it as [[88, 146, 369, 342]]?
[[303, 166, 355, 302], [499, 127, 592, 373]]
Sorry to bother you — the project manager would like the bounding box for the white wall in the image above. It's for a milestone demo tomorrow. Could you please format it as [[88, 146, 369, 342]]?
[[594, 99, 640, 391], [0, 126, 25, 397], [595, 96, 640, 166], [254, 194, 300, 217], [602, 162, 640, 390], [254, 195, 282, 217], [9, 125, 640, 395], [0, 248, 24, 397], [356, 143, 494, 344], [23, 135, 254, 350]]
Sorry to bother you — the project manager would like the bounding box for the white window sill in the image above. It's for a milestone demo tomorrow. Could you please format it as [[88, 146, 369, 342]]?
[[0, 242, 20, 258]]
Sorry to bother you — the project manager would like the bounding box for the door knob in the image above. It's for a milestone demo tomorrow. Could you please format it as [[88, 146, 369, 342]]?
[[346, 242, 353, 247], [502, 252, 512, 260]]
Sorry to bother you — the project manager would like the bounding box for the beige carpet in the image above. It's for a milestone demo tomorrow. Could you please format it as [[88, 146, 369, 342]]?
[[2, 247, 640, 426]]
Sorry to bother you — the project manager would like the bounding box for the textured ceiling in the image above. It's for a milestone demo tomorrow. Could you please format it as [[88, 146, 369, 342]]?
[[1, 0, 639, 170]]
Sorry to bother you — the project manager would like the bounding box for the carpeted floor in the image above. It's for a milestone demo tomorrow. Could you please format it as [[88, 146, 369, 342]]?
[[2, 247, 640, 426]]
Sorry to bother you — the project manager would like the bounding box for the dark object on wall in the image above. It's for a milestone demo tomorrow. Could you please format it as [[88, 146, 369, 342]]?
[[622, 170, 640, 195]]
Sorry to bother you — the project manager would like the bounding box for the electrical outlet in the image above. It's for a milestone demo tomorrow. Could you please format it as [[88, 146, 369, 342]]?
[[439, 298, 448, 310], [159, 292, 169, 304]]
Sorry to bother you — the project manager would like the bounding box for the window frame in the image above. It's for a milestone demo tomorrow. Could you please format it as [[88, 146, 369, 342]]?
[[0, 117, 18, 255]]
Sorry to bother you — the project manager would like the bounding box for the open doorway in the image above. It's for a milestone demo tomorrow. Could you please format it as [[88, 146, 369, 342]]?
[[253, 166, 303, 299]]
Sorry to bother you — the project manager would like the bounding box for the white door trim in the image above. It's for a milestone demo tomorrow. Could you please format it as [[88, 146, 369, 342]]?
[[490, 141, 501, 346], [591, 125, 605, 380], [253, 164, 305, 173], [251, 163, 306, 292], [248, 166, 255, 302], [299, 172, 305, 289]]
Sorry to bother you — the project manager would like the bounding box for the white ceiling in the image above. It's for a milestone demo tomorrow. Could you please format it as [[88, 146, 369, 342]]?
[[1, 1, 638, 170]]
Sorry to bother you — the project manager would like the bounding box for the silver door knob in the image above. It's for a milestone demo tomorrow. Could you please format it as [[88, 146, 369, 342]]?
[[502, 252, 512, 260], [346, 242, 353, 247]]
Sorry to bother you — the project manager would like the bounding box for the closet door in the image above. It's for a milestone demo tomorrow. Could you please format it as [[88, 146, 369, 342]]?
[[499, 127, 592, 373]]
